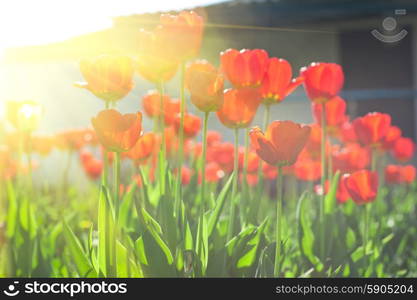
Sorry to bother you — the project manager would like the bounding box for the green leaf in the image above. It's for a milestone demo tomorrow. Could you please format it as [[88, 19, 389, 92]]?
[[98, 185, 115, 277], [346, 227, 356, 250], [62, 221, 96, 277], [5, 179, 17, 238], [324, 171, 341, 215], [236, 218, 268, 269], [19, 198, 37, 239], [296, 192, 323, 271], [207, 173, 234, 238], [134, 237, 149, 266], [134, 194, 174, 268], [196, 213, 209, 275]]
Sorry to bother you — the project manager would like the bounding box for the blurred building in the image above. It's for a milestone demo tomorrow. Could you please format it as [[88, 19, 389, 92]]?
[[4, 0, 417, 140]]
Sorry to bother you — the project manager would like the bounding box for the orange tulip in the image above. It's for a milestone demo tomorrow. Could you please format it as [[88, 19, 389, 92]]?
[[353, 112, 391, 147], [55, 129, 96, 150], [301, 62, 344, 103], [391, 137, 415, 162], [343, 170, 378, 205], [31, 135, 55, 156], [250, 121, 311, 166], [136, 29, 179, 83], [126, 132, 157, 162], [92, 109, 142, 152], [216, 88, 261, 129], [76, 55, 134, 102], [220, 49, 269, 88], [158, 11, 204, 62], [260, 57, 303, 105], [0, 146, 17, 180], [185, 60, 224, 112]]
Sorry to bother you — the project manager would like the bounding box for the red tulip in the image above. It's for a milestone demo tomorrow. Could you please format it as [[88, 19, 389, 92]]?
[[353, 112, 391, 147], [199, 162, 225, 183], [343, 170, 378, 205], [174, 113, 201, 138], [391, 137, 415, 162], [385, 165, 402, 184], [260, 57, 303, 104], [76, 55, 134, 102], [304, 124, 323, 159], [207, 131, 222, 146], [295, 158, 321, 181], [92, 109, 142, 152], [332, 143, 370, 174], [238, 149, 259, 173], [402, 165, 416, 184], [220, 49, 269, 88], [207, 142, 235, 173], [180, 166, 192, 185], [185, 60, 224, 112], [216, 88, 261, 129], [301, 62, 344, 103], [338, 120, 357, 144], [250, 121, 311, 166], [381, 126, 402, 150], [321, 179, 351, 204], [312, 96, 347, 131], [80, 151, 103, 180], [263, 163, 278, 180]]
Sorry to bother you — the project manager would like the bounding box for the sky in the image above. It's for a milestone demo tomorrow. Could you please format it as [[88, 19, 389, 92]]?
[[0, 0, 223, 52]]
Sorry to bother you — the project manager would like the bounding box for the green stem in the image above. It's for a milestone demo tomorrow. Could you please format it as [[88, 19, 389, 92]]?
[[227, 128, 239, 242], [363, 204, 369, 260], [158, 81, 166, 150], [320, 103, 327, 260], [174, 62, 186, 216], [243, 128, 249, 189], [256, 104, 271, 208], [274, 166, 283, 277], [200, 112, 209, 211], [114, 152, 121, 223]]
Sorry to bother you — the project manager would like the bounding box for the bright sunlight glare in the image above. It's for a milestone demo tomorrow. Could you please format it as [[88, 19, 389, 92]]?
[[0, 0, 223, 57]]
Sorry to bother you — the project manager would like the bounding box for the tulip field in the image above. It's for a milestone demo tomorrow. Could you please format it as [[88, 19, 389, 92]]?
[[1, 10, 417, 278]]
